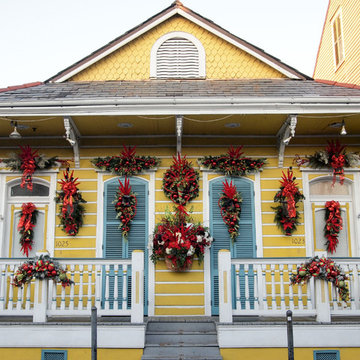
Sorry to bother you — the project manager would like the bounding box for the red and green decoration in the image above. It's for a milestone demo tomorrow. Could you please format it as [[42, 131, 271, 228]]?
[[290, 256, 349, 301], [12, 254, 73, 288], [150, 209, 213, 272], [324, 200, 343, 254], [162, 154, 199, 213], [0, 145, 62, 191], [199, 146, 266, 177], [55, 169, 86, 236], [17, 202, 38, 257], [273, 168, 305, 236], [92, 145, 159, 176], [218, 179, 242, 242], [295, 140, 360, 185], [113, 177, 137, 239]]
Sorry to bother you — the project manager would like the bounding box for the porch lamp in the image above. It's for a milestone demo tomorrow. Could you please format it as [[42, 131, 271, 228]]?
[[340, 120, 347, 135], [9, 121, 22, 139]]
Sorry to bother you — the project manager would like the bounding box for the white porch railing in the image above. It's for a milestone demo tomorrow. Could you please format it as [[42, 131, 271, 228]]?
[[0, 250, 144, 323], [218, 250, 360, 323]]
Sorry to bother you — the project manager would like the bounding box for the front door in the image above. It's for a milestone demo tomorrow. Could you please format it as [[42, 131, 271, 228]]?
[[103, 177, 148, 314], [209, 177, 256, 314]]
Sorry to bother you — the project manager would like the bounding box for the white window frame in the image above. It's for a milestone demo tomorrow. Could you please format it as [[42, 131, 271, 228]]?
[[150, 31, 206, 78], [331, 8, 345, 70], [0, 171, 58, 257], [302, 169, 360, 257]]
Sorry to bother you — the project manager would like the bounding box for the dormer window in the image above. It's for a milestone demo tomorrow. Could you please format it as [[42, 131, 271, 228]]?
[[150, 32, 206, 79]]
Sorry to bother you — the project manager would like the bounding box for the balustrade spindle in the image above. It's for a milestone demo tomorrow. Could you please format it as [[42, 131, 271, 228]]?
[[69, 265, 75, 311], [271, 264, 276, 310], [279, 264, 286, 311], [235, 264, 241, 310], [122, 265, 128, 310], [288, 264, 295, 310], [87, 265, 93, 310], [262, 264, 268, 311], [245, 264, 250, 310], [113, 264, 119, 310]]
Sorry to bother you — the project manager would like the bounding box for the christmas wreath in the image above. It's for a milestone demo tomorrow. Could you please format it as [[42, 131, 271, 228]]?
[[150, 209, 213, 272], [218, 179, 242, 241], [199, 145, 266, 177], [162, 154, 199, 211], [12, 254, 73, 288], [0, 145, 62, 191], [92, 145, 159, 176], [113, 177, 137, 239], [295, 140, 359, 185], [55, 169, 86, 236], [273, 168, 305, 236], [17, 202, 38, 257], [324, 200, 343, 254], [290, 256, 349, 301]]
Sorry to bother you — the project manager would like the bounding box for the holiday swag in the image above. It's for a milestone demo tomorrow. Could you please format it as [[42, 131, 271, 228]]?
[[13, 254, 73, 288], [324, 200, 343, 254], [273, 168, 305, 236], [56, 169, 86, 236], [199, 145, 266, 177], [295, 140, 359, 185], [291, 256, 349, 301], [17, 202, 38, 257], [218, 179, 242, 241], [114, 177, 137, 239], [1, 145, 61, 191], [92, 145, 159, 176]]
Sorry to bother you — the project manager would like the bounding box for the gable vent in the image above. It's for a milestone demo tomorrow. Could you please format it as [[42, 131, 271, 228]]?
[[156, 37, 200, 78]]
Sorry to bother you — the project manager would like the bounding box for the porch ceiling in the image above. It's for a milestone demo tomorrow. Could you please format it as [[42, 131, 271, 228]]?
[[1, 113, 360, 149]]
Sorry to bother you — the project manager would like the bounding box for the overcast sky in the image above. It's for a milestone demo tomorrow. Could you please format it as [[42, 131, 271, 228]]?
[[0, 0, 329, 88]]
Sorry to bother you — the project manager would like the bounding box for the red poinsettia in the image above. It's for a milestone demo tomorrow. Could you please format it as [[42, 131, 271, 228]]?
[[218, 179, 242, 241], [17, 202, 38, 257], [114, 177, 137, 239], [56, 169, 86, 236], [162, 153, 199, 213], [324, 200, 343, 254], [273, 168, 305, 236]]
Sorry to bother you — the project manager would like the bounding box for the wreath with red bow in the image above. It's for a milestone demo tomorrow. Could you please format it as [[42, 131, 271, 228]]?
[[162, 154, 199, 213], [218, 180, 242, 241], [0, 145, 62, 191], [295, 140, 359, 185], [273, 168, 305, 236], [17, 202, 38, 257], [55, 169, 86, 236], [92, 145, 159, 176], [324, 200, 343, 254], [199, 146, 266, 177], [113, 177, 137, 239]]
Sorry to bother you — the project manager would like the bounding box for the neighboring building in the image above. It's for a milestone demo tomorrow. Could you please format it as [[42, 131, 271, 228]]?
[[1, 1, 360, 359], [314, 0, 360, 85]]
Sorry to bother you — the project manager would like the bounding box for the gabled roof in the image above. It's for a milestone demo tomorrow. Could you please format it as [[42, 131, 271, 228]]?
[[47, 1, 309, 83]]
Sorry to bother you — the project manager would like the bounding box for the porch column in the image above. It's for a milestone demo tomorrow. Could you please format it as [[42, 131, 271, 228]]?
[[218, 249, 232, 323], [131, 250, 144, 323], [33, 250, 50, 323], [315, 279, 331, 323]]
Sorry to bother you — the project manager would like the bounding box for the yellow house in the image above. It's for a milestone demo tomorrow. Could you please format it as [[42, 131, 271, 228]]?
[[1, 1, 360, 359], [314, 0, 360, 86]]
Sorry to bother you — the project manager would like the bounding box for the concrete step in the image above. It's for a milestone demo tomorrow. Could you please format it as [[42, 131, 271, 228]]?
[[146, 321, 216, 333], [146, 333, 218, 345], [142, 345, 222, 357]]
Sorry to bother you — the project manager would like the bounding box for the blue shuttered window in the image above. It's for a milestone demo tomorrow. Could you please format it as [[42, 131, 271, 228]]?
[[103, 177, 148, 314], [210, 177, 256, 314]]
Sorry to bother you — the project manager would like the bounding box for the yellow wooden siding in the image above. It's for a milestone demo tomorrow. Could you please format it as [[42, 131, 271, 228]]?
[[314, 0, 360, 85], [69, 16, 285, 82]]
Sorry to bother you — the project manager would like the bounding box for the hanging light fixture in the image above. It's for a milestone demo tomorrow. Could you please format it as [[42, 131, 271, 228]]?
[[9, 121, 22, 139], [340, 120, 347, 135]]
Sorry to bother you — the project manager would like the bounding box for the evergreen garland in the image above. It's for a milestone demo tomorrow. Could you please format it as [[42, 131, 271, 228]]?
[[199, 145, 266, 177], [17, 202, 38, 257]]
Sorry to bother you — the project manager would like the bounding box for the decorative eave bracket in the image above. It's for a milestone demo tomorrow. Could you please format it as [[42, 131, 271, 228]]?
[[176, 115, 183, 154], [63, 116, 81, 168], [277, 114, 297, 168]]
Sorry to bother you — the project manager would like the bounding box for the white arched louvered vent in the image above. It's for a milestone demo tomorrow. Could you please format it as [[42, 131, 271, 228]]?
[[150, 32, 206, 79], [157, 37, 199, 78]]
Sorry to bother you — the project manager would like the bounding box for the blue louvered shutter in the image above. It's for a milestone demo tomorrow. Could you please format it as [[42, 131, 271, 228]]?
[[103, 177, 148, 314], [313, 351, 340, 360], [210, 177, 256, 314], [41, 350, 67, 360]]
